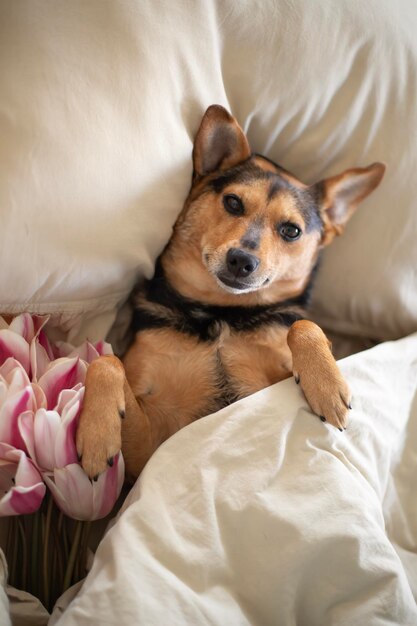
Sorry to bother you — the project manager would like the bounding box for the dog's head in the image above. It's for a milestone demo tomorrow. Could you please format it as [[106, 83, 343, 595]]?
[[163, 105, 385, 305]]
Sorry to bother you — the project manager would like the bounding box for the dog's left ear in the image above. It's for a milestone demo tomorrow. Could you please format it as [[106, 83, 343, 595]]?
[[192, 105, 251, 179], [314, 162, 386, 245]]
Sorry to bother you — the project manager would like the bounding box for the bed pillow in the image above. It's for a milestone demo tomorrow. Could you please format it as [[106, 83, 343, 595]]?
[[0, 0, 416, 342]]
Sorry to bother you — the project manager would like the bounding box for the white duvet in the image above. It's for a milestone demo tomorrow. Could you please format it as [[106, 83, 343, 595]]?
[[55, 334, 417, 626]]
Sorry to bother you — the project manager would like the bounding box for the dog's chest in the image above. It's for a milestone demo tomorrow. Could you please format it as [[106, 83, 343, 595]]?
[[125, 319, 293, 425], [216, 323, 293, 401]]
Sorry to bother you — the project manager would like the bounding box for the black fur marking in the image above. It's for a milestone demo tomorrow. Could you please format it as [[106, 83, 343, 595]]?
[[209, 160, 273, 194], [267, 177, 290, 200], [132, 258, 313, 342], [291, 187, 323, 233]]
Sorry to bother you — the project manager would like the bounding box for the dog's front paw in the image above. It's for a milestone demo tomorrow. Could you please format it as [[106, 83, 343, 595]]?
[[76, 356, 125, 479], [76, 401, 123, 479], [288, 321, 351, 431], [294, 361, 351, 431]]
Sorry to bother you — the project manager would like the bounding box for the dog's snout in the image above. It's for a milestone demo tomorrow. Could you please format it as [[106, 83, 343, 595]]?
[[226, 248, 260, 277]]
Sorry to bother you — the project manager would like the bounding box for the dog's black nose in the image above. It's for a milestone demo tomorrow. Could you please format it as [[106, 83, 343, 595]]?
[[226, 248, 260, 277]]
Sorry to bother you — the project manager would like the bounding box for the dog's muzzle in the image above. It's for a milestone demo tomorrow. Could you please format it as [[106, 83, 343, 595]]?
[[216, 248, 262, 292]]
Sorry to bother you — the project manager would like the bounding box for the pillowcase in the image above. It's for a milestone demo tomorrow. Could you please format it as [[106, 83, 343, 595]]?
[[0, 0, 416, 342]]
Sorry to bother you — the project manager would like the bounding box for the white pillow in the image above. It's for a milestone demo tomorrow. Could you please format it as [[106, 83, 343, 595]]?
[[0, 1, 416, 342]]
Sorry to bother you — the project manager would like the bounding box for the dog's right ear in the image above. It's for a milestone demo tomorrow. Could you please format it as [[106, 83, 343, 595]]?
[[192, 105, 251, 179]]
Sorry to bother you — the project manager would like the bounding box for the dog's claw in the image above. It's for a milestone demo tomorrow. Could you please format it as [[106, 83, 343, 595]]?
[[340, 393, 352, 410], [107, 457, 114, 467], [320, 415, 326, 422], [93, 474, 99, 482], [294, 374, 300, 385], [119, 409, 125, 419]]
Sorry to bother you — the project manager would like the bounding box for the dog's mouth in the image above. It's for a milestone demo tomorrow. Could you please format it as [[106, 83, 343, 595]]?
[[216, 273, 270, 293]]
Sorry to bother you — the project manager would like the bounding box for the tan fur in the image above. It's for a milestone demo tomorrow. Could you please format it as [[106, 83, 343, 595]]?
[[288, 320, 351, 429], [164, 182, 321, 307], [76, 105, 385, 479], [77, 323, 295, 479]]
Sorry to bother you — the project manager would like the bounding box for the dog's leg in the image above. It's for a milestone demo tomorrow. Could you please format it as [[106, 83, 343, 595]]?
[[76, 355, 153, 480], [287, 320, 352, 430]]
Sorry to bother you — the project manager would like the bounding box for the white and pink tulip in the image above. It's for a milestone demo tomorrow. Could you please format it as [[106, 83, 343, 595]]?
[[0, 314, 124, 521]]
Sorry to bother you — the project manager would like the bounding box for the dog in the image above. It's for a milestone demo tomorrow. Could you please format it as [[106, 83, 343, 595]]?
[[76, 105, 385, 481]]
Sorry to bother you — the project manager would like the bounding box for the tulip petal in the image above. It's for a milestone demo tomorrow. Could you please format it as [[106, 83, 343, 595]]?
[[38, 358, 87, 409], [44, 464, 94, 521], [0, 483, 46, 516], [94, 341, 114, 357], [6, 366, 31, 394], [12, 444, 44, 487], [68, 342, 99, 364], [0, 386, 35, 450], [18, 411, 37, 466], [54, 389, 84, 468], [0, 443, 45, 516], [9, 314, 35, 342], [0, 330, 30, 374], [55, 387, 80, 415], [34, 409, 61, 470], [30, 340, 51, 382], [0, 378, 7, 405], [44, 454, 124, 521], [31, 383, 47, 410], [9, 313, 50, 342], [0, 357, 27, 381], [37, 329, 55, 361], [93, 452, 125, 519]]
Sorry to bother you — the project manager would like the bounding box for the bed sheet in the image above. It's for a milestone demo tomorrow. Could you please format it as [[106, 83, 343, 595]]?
[[55, 333, 417, 625]]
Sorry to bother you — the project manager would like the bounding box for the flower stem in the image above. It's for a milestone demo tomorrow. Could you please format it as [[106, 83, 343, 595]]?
[[9, 517, 18, 589], [17, 517, 27, 591], [59, 511, 69, 563], [47, 504, 64, 611], [78, 521, 91, 580], [31, 510, 40, 598], [63, 520, 82, 592], [42, 494, 53, 610]]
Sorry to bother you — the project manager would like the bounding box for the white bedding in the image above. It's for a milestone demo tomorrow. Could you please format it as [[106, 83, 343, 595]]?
[[55, 334, 417, 626]]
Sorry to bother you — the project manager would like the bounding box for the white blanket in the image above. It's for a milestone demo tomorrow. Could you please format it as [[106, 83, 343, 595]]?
[[56, 334, 417, 625]]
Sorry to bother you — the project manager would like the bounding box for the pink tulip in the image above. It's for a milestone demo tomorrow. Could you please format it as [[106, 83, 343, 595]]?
[[36, 357, 87, 410], [19, 387, 84, 471], [0, 360, 37, 451], [0, 330, 30, 375], [9, 313, 49, 345], [0, 313, 122, 522], [43, 453, 124, 521], [0, 443, 45, 516]]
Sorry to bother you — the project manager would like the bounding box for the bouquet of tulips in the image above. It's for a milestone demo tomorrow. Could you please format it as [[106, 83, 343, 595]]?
[[0, 314, 124, 610]]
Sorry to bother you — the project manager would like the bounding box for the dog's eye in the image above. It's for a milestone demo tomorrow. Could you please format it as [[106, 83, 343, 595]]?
[[223, 194, 244, 216], [279, 222, 302, 241]]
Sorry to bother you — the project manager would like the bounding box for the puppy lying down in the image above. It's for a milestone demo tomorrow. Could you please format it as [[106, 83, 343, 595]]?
[[76, 105, 385, 481]]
